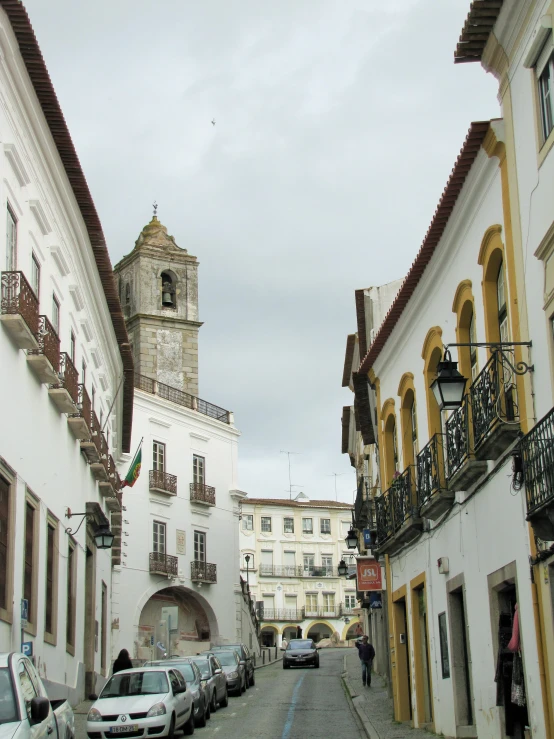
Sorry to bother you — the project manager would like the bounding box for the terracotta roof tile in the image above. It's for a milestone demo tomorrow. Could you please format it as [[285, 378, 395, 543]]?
[[454, 1, 504, 64], [342, 334, 356, 387]]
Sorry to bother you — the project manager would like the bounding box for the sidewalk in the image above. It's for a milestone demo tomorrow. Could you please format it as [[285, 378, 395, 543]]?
[[342, 649, 438, 739]]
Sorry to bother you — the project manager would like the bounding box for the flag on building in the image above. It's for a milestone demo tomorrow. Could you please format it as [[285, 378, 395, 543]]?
[[122, 441, 142, 488]]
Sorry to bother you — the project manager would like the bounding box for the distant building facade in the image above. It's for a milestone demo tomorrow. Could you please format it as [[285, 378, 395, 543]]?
[[239, 493, 360, 647]]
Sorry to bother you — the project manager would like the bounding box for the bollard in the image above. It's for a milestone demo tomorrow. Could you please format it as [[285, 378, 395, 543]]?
[[262, 650, 266, 664], [274, 646, 277, 660]]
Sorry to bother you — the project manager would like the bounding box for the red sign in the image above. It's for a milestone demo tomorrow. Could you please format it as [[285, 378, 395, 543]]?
[[356, 558, 382, 591]]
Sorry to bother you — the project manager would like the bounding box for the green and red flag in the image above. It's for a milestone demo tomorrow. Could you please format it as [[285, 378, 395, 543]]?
[[122, 441, 142, 488]]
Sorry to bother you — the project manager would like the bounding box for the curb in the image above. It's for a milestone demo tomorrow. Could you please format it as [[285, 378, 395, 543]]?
[[254, 656, 283, 670], [342, 655, 380, 739]]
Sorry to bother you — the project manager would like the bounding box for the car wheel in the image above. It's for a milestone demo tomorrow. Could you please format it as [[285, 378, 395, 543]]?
[[205, 699, 211, 720], [250, 672, 255, 687], [283, 661, 289, 669], [167, 714, 176, 739], [220, 688, 229, 708], [195, 699, 207, 728], [183, 710, 195, 736], [211, 690, 218, 713], [315, 659, 320, 668], [241, 677, 246, 693]]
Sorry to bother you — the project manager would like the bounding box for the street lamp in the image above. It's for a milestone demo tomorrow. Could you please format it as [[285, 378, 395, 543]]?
[[337, 559, 348, 577], [245, 554, 251, 593], [65, 509, 114, 550], [345, 528, 358, 550], [430, 349, 467, 411]]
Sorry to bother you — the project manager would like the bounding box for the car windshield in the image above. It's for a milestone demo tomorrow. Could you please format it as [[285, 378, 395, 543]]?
[[287, 640, 314, 650], [215, 652, 238, 666], [189, 659, 211, 679], [0, 669, 18, 724], [148, 662, 195, 683], [100, 671, 169, 697]]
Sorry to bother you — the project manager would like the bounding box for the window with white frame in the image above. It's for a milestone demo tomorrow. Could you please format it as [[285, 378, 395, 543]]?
[[153, 441, 165, 472], [305, 593, 318, 613], [322, 555, 333, 575], [322, 592, 335, 612], [31, 254, 40, 298], [345, 594, 357, 610], [153, 521, 166, 554], [320, 518, 331, 534], [193, 455, 205, 485], [261, 516, 271, 533], [537, 36, 554, 143], [303, 554, 314, 573], [242, 514, 253, 531], [283, 517, 294, 533], [302, 517, 313, 534], [6, 207, 16, 271], [194, 531, 206, 562]]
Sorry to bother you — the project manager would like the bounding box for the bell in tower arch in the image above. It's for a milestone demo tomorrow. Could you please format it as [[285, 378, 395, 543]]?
[[160, 272, 176, 308]]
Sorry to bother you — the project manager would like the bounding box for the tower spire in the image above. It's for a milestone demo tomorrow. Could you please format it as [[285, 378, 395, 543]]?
[[152, 200, 158, 219]]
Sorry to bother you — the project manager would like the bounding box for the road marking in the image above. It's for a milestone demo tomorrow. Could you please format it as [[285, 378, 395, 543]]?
[[281, 674, 305, 739]]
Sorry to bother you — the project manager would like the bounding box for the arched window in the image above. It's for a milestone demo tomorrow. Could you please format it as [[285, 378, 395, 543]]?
[[398, 373, 418, 471], [421, 327, 444, 439], [382, 402, 399, 489], [452, 280, 478, 384], [125, 282, 131, 306], [161, 271, 176, 309], [469, 309, 478, 382], [497, 260, 508, 343]]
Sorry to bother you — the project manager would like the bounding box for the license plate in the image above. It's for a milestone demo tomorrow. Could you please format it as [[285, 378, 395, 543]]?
[[110, 725, 139, 734]]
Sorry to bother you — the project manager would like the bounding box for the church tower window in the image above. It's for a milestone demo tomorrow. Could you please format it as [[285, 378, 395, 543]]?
[[161, 271, 176, 309]]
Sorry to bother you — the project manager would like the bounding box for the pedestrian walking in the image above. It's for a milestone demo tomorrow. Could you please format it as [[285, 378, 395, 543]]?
[[296, 626, 302, 638], [355, 635, 375, 686], [112, 648, 133, 674]]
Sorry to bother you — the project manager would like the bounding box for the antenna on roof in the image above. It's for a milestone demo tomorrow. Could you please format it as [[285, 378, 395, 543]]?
[[280, 450, 301, 500], [327, 472, 347, 501]]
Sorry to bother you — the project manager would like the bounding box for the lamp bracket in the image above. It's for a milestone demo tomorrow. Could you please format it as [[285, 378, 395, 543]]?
[[444, 342, 534, 376], [65, 509, 93, 536]]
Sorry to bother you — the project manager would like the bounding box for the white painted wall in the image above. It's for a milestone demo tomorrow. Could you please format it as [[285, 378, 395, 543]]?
[[115, 389, 242, 660], [0, 6, 124, 702]]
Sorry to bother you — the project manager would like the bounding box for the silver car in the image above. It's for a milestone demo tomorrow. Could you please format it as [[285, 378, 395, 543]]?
[[189, 655, 228, 713], [202, 650, 246, 696], [147, 658, 209, 728]]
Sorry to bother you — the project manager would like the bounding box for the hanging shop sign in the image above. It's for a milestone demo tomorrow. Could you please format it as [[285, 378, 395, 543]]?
[[356, 558, 382, 591]]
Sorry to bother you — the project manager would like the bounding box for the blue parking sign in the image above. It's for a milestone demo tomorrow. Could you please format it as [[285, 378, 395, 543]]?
[[21, 641, 33, 657], [363, 529, 372, 548]]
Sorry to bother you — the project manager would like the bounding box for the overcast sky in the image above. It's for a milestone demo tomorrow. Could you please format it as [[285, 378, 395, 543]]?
[[23, 0, 499, 504]]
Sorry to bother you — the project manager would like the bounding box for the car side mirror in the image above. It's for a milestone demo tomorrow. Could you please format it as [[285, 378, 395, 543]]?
[[280, 647, 286, 651], [214, 668, 222, 675], [173, 685, 186, 694], [30, 697, 50, 723], [315, 647, 320, 651], [89, 694, 98, 701], [239, 660, 246, 666]]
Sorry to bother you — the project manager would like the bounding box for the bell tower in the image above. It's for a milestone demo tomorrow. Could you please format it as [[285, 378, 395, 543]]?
[[114, 213, 202, 396]]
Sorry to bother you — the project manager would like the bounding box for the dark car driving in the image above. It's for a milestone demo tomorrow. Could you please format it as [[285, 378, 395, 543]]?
[[282, 639, 320, 669], [209, 644, 255, 687]]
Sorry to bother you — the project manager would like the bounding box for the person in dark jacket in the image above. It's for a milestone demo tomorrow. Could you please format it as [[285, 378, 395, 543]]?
[[113, 649, 133, 674], [355, 635, 375, 686]]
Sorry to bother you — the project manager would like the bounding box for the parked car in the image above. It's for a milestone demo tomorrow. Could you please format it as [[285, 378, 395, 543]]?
[[146, 659, 209, 728], [202, 650, 245, 696], [87, 666, 195, 737], [0, 652, 74, 739], [282, 639, 320, 669], [209, 644, 255, 687], [188, 655, 228, 712]]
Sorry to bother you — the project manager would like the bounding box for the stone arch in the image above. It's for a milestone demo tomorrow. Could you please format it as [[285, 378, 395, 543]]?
[[305, 620, 334, 642], [160, 269, 178, 309], [478, 225, 506, 349], [452, 279, 478, 381], [260, 625, 278, 647], [342, 619, 362, 641], [397, 373, 418, 470]]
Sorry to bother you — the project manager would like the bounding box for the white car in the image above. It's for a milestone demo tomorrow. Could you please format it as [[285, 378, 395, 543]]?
[[87, 666, 195, 738]]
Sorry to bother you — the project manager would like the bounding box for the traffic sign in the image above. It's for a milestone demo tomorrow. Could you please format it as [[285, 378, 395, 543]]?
[[20, 599, 28, 630], [21, 641, 33, 657]]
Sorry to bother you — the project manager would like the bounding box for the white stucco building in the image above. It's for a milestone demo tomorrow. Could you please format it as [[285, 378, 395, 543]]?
[[239, 493, 361, 647], [113, 216, 257, 661], [0, 1, 133, 702]]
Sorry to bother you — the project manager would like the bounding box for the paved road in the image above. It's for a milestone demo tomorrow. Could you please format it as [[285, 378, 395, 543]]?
[[200, 648, 364, 739]]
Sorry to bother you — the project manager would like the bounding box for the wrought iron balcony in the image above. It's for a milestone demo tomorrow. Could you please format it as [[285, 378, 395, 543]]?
[[190, 482, 215, 506], [520, 406, 554, 540], [99, 455, 121, 498], [259, 564, 303, 578], [470, 351, 520, 460], [416, 434, 453, 520], [0, 271, 39, 349], [135, 373, 232, 424], [260, 609, 304, 622], [48, 352, 79, 413], [191, 560, 217, 583], [90, 425, 110, 482], [149, 552, 178, 577], [445, 396, 488, 491], [27, 315, 60, 383], [69, 384, 92, 440], [375, 467, 422, 554], [303, 566, 335, 578], [304, 607, 342, 618], [150, 469, 177, 495]]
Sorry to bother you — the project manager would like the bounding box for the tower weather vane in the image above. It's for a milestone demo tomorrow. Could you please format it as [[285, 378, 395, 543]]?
[[153, 200, 158, 218]]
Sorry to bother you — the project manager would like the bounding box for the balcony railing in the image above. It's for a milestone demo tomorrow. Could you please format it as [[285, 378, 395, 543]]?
[[48, 352, 79, 413], [520, 406, 554, 540], [149, 469, 177, 495], [149, 552, 178, 576], [470, 351, 519, 453], [27, 315, 60, 380], [259, 565, 303, 578], [135, 373, 232, 424], [190, 482, 215, 505], [416, 435, 446, 506], [0, 271, 39, 348], [304, 607, 342, 618], [260, 609, 304, 622], [445, 398, 470, 479], [390, 466, 414, 530], [191, 560, 217, 583], [375, 467, 421, 550]]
